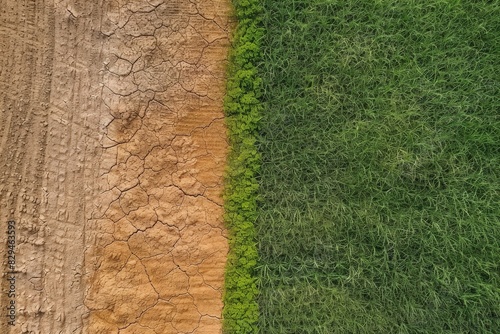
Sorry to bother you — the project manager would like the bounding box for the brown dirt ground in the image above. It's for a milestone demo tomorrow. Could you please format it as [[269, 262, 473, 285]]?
[[0, 1, 231, 333]]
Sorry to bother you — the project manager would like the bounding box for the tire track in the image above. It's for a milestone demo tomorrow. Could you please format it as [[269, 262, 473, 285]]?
[[0, 0, 55, 332], [1, 0, 105, 332]]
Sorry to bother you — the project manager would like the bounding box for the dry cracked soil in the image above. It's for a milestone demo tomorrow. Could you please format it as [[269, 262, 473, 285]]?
[[0, 0, 232, 333]]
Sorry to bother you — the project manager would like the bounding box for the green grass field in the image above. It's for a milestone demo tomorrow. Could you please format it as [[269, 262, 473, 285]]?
[[255, 1, 500, 333]]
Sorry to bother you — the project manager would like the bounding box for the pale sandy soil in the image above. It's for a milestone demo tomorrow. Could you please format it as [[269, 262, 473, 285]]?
[[0, 1, 231, 333]]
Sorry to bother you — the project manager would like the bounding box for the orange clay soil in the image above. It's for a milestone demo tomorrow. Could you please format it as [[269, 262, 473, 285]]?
[[0, 1, 231, 333]]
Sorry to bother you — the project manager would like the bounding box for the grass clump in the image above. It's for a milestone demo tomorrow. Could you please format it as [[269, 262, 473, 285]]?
[[222, 0, 263, 333], [257, 1, 500, 333]]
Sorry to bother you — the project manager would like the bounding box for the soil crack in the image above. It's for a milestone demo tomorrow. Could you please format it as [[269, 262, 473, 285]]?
[[83, 0, 231, 333]]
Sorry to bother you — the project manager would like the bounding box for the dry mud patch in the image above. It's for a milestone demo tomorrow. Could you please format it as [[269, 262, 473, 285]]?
[[0, 0, 231, 333]]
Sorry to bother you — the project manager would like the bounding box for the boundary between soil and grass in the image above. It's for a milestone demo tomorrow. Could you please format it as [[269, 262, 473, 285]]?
[[222, 0, 263, 333]]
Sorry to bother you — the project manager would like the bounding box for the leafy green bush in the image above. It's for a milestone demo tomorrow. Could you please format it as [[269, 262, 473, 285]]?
[[222, 0, 263, 333]]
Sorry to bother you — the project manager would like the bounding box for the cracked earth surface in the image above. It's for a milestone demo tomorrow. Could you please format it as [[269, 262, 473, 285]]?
[[0, 1, 231, 333]]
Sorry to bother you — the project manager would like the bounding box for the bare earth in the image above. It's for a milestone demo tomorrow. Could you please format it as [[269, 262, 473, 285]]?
[[0, 1, 231, 333]]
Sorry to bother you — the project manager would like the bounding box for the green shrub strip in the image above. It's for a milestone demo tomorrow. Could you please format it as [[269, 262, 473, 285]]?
[[222, 0, 263, 332]]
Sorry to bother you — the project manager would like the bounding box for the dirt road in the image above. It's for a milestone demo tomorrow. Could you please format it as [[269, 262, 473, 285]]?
[[0, 1, 230, 333]]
